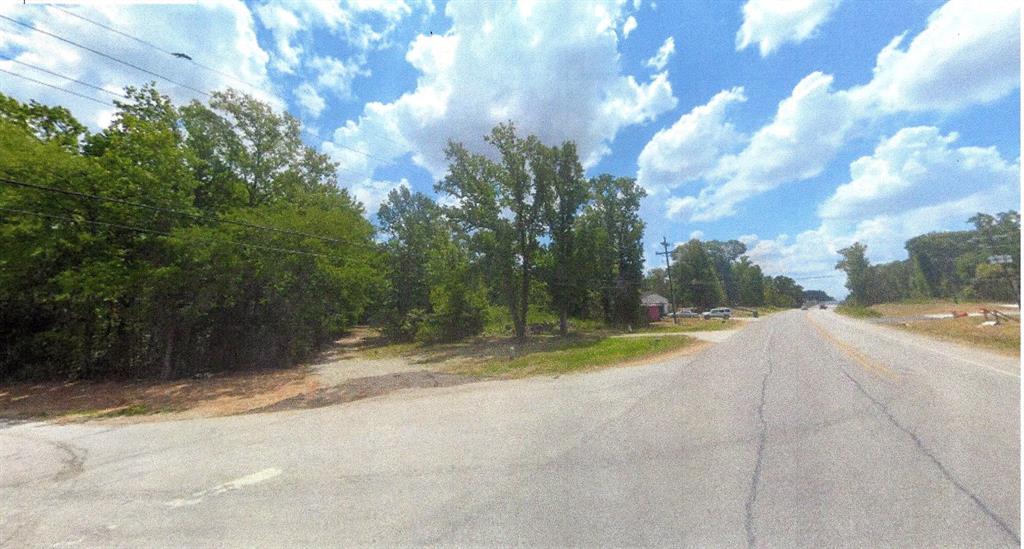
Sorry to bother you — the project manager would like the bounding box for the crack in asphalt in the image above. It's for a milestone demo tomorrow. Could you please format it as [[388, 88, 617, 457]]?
[[744, 324, 775, 549], [834, 349, 1021, 545]]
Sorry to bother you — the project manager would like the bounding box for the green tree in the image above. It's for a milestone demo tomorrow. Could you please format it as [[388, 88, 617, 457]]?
[[377, 187, 445, 340], [543, 142, 588, 336], [437, 122, 551, 341], [673, 239, 725, 309], [836, 242, 875, 306], [732, 256, 765, 306]]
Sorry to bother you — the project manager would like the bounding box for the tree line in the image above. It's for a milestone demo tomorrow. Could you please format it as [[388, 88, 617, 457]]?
[[836, 211, 1020, 306], [378, 123, 647, 342], [643, 239, 808, 309], [0, 88, 652, 381]]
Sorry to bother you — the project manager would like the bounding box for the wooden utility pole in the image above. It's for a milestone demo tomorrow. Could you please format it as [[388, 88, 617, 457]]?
[[656, 237, 678, 324]]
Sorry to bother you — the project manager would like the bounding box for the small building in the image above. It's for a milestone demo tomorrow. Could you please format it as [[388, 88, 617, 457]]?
[[641, 292, 670, 321]]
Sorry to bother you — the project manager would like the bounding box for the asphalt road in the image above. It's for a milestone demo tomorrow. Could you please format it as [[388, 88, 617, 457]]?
[[2, 310, 1019, 547]]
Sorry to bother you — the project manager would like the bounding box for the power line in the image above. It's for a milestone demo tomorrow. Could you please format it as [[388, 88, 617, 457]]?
[[0, 14, 210, 98], [3, 12, 404, 172], [0, 67, 113, 107], [48, 7, 408, 160], [0, 206, 341, 260], [0, 176, 353, 245], [53, 5, 257, 93], [0, 54, 127, 99]]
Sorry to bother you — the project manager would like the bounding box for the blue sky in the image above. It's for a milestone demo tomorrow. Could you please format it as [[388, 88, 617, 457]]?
[[1, 0, 1019, 297]]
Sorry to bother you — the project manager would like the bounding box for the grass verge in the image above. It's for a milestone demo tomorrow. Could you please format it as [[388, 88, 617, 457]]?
[[447, 335, 698, 378], [895, 317, 1020, 355], [835, 304, 883, 318], [637, 319, 740, 333]]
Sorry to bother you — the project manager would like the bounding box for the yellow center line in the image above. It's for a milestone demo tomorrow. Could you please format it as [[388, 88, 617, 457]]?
[[806, 313, 899, 381]]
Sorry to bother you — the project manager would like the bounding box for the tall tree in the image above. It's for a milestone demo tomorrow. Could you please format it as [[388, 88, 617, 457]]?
[[586, 174, 646, 326], [543, 142, 588, 336], [377, 187, 445, 339], [673, 239, 725, 309], [703, 239, 747, 305], [836, 242, 874, 305], [437, 123, 551, 340]]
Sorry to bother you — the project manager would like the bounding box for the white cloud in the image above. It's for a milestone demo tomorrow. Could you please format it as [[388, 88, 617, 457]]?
[[309, 54, 369, 99], [852, 0, 1020, 112], [658, 0, 1020, 223], [669, 72, 857, 221], [254, 0, 426, 72], [736, 0, 841, 56], [294, 82, 326, 117], [622, 15, 638, 38], [742, 126, 1019, 298], [0, 1, 278, 129], [689, 229, 704, 240], [637, 86, 747, 194], [349, 178, 411, 215], [737, 0, 839, 56], [645, 36, 675, 70], [819, 126, 1018, 221], [327, 0, 676, 179]]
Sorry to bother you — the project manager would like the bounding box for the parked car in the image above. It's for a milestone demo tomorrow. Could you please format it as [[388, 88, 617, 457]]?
[[673, 308, 701, 319], [819, 303, 827, 309], [702, 307, 731, 320]]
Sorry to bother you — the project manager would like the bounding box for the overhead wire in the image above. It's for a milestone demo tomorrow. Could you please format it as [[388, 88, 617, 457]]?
[[0, 54, 127, 99], [52, 5, 255, 93], [0, 13, 211, 97], [0, 67, 113, 107], [46, 7, 408, 161], [2, 10, 407, 174]]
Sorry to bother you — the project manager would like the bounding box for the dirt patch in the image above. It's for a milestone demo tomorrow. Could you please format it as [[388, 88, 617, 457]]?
[[252, 371, 480, 412], [0, 366, 316, 422]]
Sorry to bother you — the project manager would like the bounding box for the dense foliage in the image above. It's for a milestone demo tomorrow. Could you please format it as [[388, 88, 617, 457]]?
[[0, 88, 380, 381], [835, 212, 1020, 306], [381, 123, 648, 342], [644, 239, 806, 309]]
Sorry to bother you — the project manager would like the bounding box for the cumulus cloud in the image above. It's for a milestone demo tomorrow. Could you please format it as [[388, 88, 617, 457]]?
[[658, 0, 1020, 223], [645, 36, 675, 70], [349, 178, 411, 215], [326, 0, 677, 180], [622, 16, 638, 38], [670, 72, 857, 221], [852, 0, 1020, 112], [819, 126, 1019, 221], [294, 82, 326, 117], [254, 0, 426, 72], [636, 86, 747, 193], [0, 1, 277, 129], [736, 0, 841, 56], [309, 54, 369, 99], [743, 126, 1019, 298]]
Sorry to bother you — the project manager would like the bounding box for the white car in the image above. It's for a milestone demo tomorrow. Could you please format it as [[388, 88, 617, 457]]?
[[673, 308, 701, 319], [703, 307, 731, 320]]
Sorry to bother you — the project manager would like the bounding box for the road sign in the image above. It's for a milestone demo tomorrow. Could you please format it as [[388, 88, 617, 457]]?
[[988, 255, 1013, 264]]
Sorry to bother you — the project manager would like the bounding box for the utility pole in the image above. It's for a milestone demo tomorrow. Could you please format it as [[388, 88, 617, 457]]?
[[656, 237, 678, 324]]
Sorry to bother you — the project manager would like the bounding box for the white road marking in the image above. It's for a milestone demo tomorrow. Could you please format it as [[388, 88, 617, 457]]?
[[167, 468, 282, 508]]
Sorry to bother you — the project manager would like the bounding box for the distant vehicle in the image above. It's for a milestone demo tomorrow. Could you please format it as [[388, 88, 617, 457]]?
[[801, 304, 809, 310], [819, 304, 827, 309], [703, 307, 731, 320], [673, 308, 700, 319]]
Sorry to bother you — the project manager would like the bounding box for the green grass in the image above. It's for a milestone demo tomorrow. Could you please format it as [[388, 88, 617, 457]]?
[[357, 341, 420, 359], [637, 319, 740, 333], [448, 335, 697, 378], [835, 304, 883, 318]]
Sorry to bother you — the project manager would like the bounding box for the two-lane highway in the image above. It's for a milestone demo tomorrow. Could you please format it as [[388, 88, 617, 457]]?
[[2, 310, 1018, 547]]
